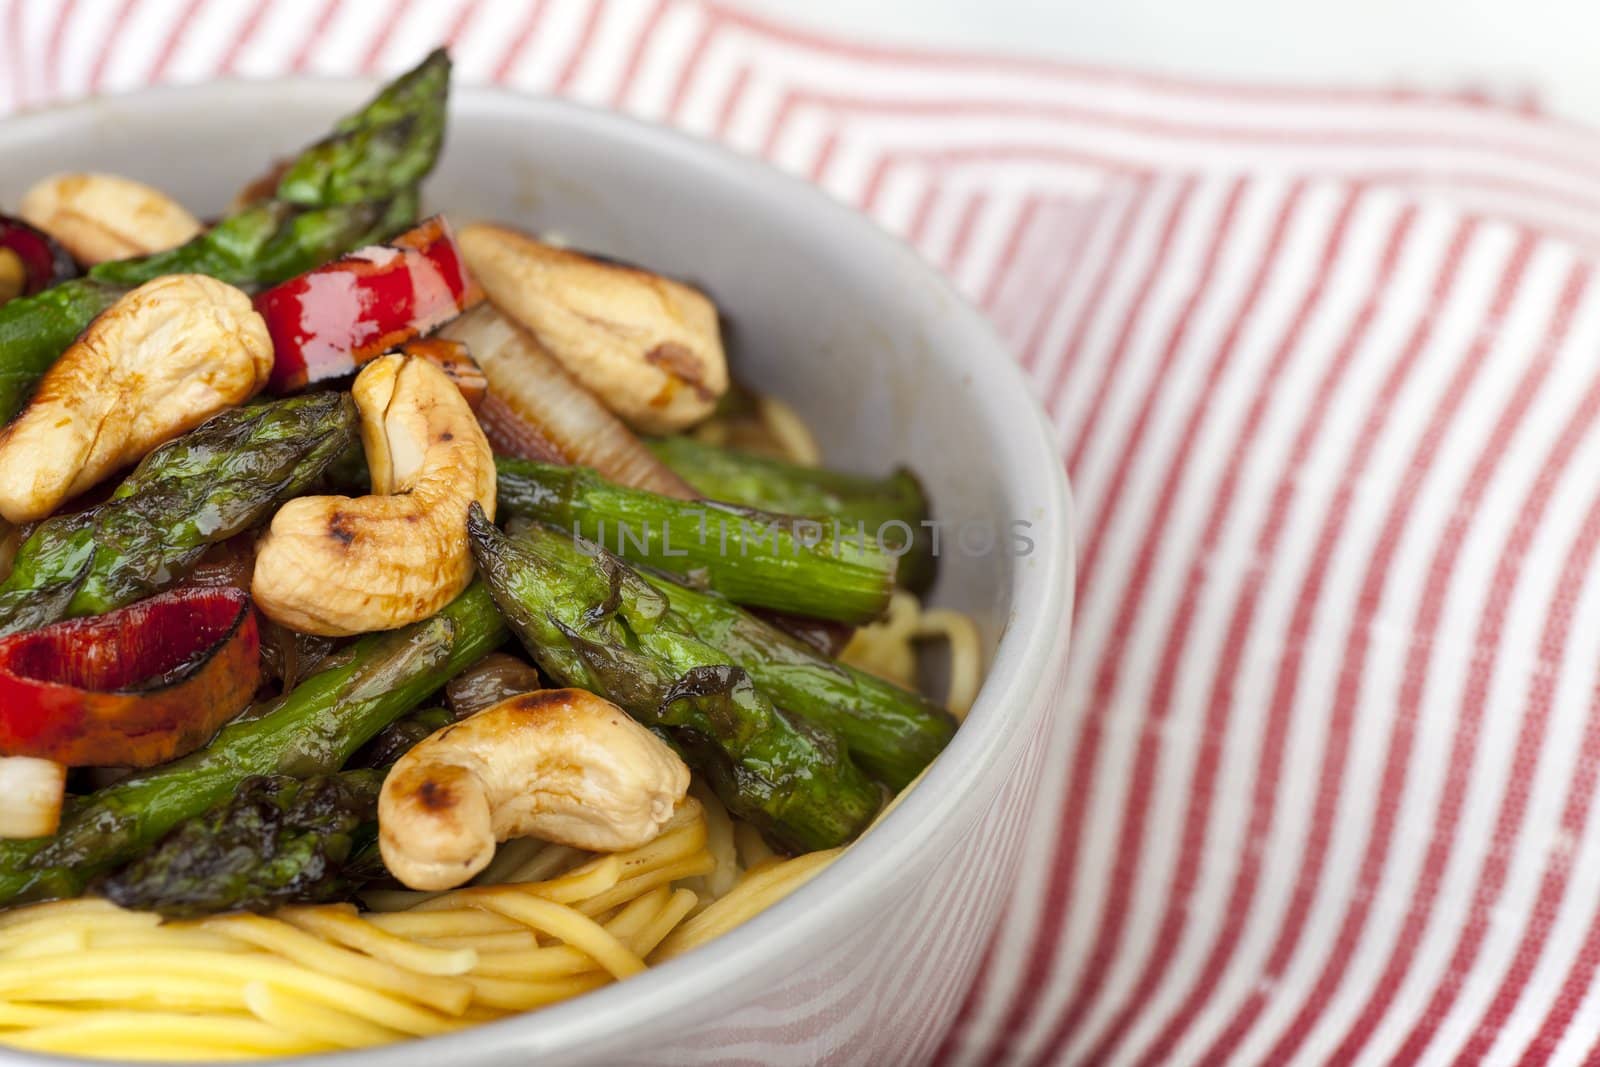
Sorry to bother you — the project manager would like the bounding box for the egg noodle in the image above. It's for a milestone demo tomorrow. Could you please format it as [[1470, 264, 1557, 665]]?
[[0, 399, 983, 1059], [0, 795, 880, 1059]]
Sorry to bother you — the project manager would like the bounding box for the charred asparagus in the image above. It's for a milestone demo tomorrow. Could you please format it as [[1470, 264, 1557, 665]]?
[[647, 436, 937, 592], [0, 582, 506, 906], [99, 771, 385, 918], [0, 50, 448, 423], [467, 506, 880, 851], [643, 575, 955, 789], [0, 393, 359, 635], [494, 458, 899, 624]]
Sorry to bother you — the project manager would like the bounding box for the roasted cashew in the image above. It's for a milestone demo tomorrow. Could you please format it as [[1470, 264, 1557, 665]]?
[[251, 353, 495, 636], [0, 274, 272, 523], [458, 224, 728, 434], [379, 688, 692, 890], [19, 172, 201, 264]]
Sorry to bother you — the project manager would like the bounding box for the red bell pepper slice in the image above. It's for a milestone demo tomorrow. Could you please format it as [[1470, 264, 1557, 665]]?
[[0, 214, 78, 305], [256, 215, 483, 393], [0, 587, 260, 768]]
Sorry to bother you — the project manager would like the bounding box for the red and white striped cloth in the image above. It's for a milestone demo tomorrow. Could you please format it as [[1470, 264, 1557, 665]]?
[[10, 1, 1600, 1063]]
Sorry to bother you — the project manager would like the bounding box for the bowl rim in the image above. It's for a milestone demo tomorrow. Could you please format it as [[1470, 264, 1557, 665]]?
[[0, 77, 1075, 1066]]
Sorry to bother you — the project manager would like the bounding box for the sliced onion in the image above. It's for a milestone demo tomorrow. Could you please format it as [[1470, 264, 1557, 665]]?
[[440, 305, 695, 498], [0, 756, 66, 838]]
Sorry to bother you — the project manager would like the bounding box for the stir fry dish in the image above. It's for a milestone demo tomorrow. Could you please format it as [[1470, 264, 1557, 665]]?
[[0, 50, 982, 1060]]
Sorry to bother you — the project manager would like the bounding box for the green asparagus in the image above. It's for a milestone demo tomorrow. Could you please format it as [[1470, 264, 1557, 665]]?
[[495, 458, 899, 624], [468, 506, 881, 851], [643, 575, 955, 789], [0, 51, 447, 423], [0, 279, 123, 424], [647, 435, 938, 592], [90, 191, 417, 290], [0, 582, 506, 906], [275, 48, 450, 207], [99, 770, 385, 918], [0, 392, 358, 635]]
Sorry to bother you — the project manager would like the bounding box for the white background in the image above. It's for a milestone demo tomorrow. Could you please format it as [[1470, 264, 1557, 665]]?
[[731, 0, 1600, 125]]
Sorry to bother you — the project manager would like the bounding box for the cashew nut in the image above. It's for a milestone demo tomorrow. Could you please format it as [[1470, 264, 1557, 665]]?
[[19, 172, 201, 265], [251, 353, 495, 637], [379, 688, 692, 890], [458, 224, 727, 434], [0, 274, 272, 523]]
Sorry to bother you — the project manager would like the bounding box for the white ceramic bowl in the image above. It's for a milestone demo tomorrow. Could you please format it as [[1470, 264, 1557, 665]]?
[[0, 81, 1074, 1067]]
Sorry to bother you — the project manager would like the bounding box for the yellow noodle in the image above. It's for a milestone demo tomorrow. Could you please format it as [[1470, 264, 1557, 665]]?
[[757, 395, 821, 466], [739, 857, 785, 882], [466, 942, 596, 980], [462, 973, 610, 1012], [523, 853, 626, 904], [202, 914, 474, 1015], [1, 1013, 325, 1057], [283, 907, 478, 976], [411, 854, 624, 913], [841, 590, 920, 687], [916, 606, 984, 718], [653, 849, 842, 962], [91, 926, 259, 953], [0, 928, 87, 958], [606, 886, 674, 941], [626, 889, 699, 958], [575, 852, 717, 918], [18, 974, 248, 1011], [243, 983, 404, 1050], [468, 886, 671, 980], [842, 589, 985, 717], [417, 929, 542, 952], [472, 892, 646, 980], [692, 781, 740, 898], [0, 897, 128, 930], [364, 909, 524, 939], [462, 893, 654, 979], [0, 1003, 88, 1028], [733, 822, 775, 871], [15, 1040, 271, 1062], [602, 813, 708, 883], [0, 912, 161, 954], [0, 950, 459, 1036]]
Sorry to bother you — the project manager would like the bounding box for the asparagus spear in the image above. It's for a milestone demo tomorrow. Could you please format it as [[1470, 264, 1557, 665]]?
[[274, 48, 450, 207], [0, 50, 447, 423], [98, 770, 385, 918], [467, 507, 880, 851], [495, 458, 899, 625], [0, 583, 506, 906], [0, 393, 358, 635], [90, 190, 418, 290], [0, 279, 122, 423], [647, 435, 938, 592], [643, 576, 955, 789]]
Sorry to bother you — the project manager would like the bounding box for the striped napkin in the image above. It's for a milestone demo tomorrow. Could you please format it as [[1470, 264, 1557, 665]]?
[[10, 2, 1600, 1063]]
